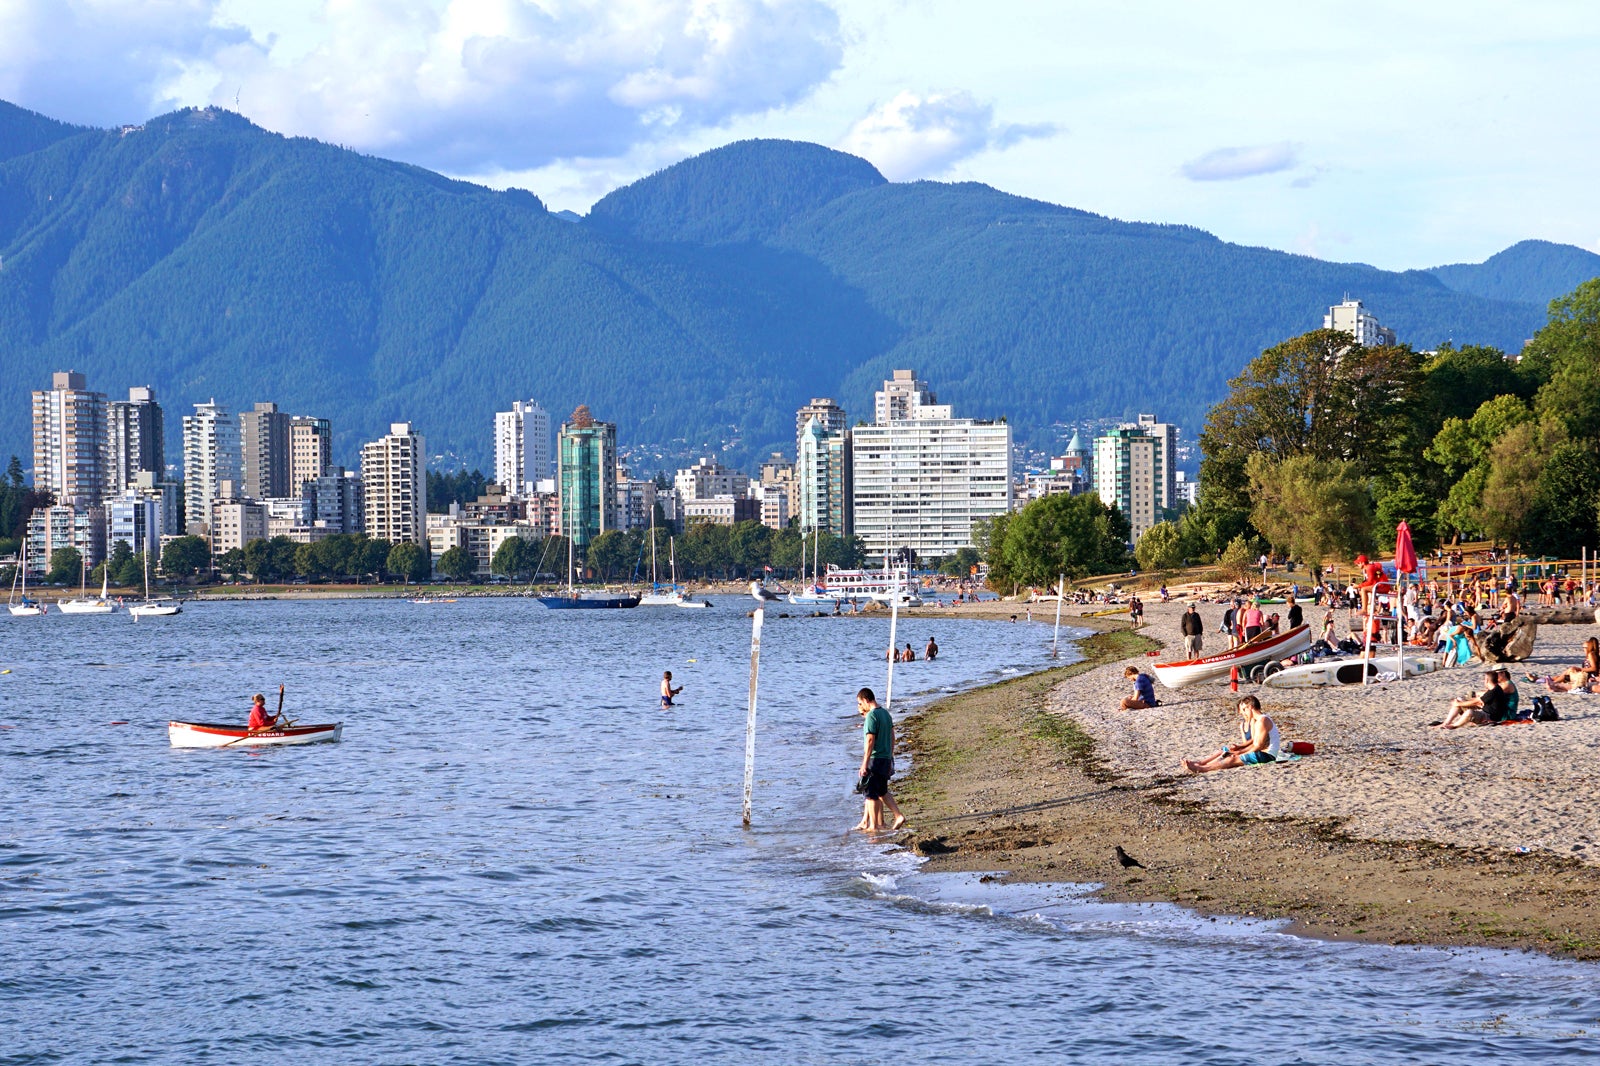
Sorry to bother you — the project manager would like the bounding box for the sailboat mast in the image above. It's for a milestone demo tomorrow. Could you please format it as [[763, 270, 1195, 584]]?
[[650, 508, 659, 588]]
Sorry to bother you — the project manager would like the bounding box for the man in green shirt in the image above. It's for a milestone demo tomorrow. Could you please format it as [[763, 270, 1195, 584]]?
[[853, 687, 906, 832]]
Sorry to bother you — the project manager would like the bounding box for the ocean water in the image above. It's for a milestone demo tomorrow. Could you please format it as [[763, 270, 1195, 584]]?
[[1, 600, 1597, 1064]]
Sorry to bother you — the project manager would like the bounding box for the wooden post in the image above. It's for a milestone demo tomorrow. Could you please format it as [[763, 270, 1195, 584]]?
[[741, 607, 764, 828], [1051, 573, 1065, 658]]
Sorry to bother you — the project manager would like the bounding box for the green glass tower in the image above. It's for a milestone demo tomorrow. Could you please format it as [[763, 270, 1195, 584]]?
[[557, 405, 618, 547]]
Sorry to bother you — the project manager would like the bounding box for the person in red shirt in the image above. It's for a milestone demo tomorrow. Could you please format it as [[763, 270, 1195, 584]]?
[[247, 693, 280, 731]]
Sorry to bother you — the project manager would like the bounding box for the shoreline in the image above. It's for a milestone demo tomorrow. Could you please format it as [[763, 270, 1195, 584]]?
[[897, 617, 1600, 961]]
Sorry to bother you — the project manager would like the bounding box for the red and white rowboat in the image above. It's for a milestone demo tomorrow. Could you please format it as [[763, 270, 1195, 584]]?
[[168, 721, 343, 748], [1151, 624, 1313, 690]]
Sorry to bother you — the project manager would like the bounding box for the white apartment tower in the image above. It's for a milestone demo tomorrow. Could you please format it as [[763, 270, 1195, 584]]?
[[182, 400, 241, 533], [105, 386, 165, 497], [850, 370, 1012, 558], [1093, 416, 1177, 544], [361, 422, 426, 545], [1323, 298, 1397, 348], [494, 401, 551, 496], [32, 371, 108, 504]]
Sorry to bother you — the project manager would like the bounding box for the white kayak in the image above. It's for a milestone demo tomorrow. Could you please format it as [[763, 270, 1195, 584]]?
[[1262, 654, 1441, 689], [1152, 624, 1313, 690], [168, 721, 343, 748]]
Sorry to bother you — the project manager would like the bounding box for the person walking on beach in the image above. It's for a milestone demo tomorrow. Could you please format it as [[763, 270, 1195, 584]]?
[[660, 671, 683, 709], [853, 688, 905, 831], [1286, 595, 1303, 631], [1130, 596, 1144, 628], [1221, 602, 1238, 650], [1180, 603, 1203, 658]]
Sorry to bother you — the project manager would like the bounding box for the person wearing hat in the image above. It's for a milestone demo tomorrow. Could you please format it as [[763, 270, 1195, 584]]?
[[1180, 603, 1204, 658]]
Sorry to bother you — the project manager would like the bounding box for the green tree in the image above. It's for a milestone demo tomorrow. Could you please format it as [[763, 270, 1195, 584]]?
[[159, 536, 210, 578], [114, 551, 146, 588], [1134, 521, 1185, 573], [1525, 442, 1600, 557], [103, 540, 134, 586], [1372, 474, 1438, 554], [1416, 344, 1532, 442], [1527, 279, 1600, 438], [1177, 494, 1250, 560], [491, 536, 536, 579], [1217, 534, 1259, 585], [1480, 419, 1567, 546], [938, 546, 981, 577], [387, 541, 431, 583], [1244, 453, 1374, 576], [995, 493, 1130, 587], [437, 545, 477, 582], [217, 548, 247, 580], [356, 537, 392, 581], [729, 520, 772, 576], [1200, 330, 1424, 509], [585, 530, 633, 582], [45, 546, 82, 585]]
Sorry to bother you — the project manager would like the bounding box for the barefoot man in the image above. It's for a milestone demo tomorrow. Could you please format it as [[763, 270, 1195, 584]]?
[[853, 687, 906, 832]]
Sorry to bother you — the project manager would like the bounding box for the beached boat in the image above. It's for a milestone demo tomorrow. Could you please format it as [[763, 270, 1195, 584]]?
[[168, 720, 343, 748], [1152, 624, 1313, 690], [1261, 654, 1441, 689], [7, 540, 45, 617]]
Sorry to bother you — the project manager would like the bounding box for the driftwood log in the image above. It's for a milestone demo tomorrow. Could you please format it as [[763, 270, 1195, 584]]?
[[1471, 616, 1540, 663]]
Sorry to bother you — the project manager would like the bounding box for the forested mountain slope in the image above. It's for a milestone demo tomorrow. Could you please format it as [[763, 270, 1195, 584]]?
[[1429, 239, 1600, 307], [0, 102, 1581, 471]]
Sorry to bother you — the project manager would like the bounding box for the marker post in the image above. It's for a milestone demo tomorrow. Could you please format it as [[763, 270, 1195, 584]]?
[[741, 607, 764, 828]]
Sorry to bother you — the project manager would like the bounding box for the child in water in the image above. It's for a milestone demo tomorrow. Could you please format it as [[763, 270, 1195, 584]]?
[[660, 671, 683, 709]]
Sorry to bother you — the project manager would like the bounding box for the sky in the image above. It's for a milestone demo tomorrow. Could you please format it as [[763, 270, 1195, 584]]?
[[1, 0, 1597, 270]]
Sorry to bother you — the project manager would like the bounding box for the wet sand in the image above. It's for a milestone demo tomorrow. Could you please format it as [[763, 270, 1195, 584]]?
[[898, 604, 1600, 959]]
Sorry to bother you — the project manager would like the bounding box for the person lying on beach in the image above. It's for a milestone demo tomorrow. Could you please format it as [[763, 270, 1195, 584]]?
[[1182, 695, 1278, 773], [1120, 666, 1158, 710], [1433, 671, 1503, 728]]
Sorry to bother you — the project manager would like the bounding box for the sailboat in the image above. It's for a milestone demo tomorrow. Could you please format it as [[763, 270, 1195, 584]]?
[[535, 534, 639, 609], [58, 555, 116, 614], [7, 539, 46, 616], [128, 550, 182, 619], [638, 519, 708, 608]]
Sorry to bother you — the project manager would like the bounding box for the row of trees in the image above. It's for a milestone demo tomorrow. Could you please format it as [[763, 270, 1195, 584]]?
[[1154, 278, 1600, 574], [563, 523, 865, 583]]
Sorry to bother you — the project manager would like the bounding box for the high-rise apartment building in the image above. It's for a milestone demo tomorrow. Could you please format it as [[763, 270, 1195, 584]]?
[[873, 371, 936, 425], [674, 457, 750, 502], [32, 371, 108, 504], [556, 405, 618, 547], [105, 386, 164, 497], [1324, 298, 1396, 348], [310, 468, 364, 534], [796, 417, 851, 535], [181, 400, 241, 533], [494, 400, 552, 496], [240, 402, 291, 500], [794, 398, 846, 457], [361, 423, 426, 545], [289, 416, 333, 495], [850, 371, 1011, 558], [1093, 416, 1178, 544]]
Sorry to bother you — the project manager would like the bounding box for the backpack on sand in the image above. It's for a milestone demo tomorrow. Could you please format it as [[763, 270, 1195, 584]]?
[[1531, 694, 1560, 722]]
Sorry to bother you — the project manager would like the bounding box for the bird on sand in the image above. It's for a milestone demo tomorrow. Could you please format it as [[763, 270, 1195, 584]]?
[[1114, 846, 1145, 870]]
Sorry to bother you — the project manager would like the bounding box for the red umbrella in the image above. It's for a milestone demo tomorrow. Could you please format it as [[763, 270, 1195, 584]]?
[[1395, 520, 1418, 575]]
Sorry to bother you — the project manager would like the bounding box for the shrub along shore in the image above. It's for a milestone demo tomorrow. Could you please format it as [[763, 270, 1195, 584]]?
[[897, 604, 1600, 960]]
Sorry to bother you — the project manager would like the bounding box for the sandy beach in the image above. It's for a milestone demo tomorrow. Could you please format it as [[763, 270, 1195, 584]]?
[[899, 599, 1600, 959]]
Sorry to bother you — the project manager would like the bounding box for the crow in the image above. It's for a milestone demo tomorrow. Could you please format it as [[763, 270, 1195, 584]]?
[[1114, 846, 1145, 870]]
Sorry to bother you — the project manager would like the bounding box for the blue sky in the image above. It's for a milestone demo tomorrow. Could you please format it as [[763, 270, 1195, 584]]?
[[2, 0, 1596, 270]]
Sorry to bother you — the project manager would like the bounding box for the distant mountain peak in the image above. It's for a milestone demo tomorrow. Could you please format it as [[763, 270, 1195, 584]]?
[[587, 138, 886, 244], [0, 98, 86, 163], [1430, 239, 1600, 306]]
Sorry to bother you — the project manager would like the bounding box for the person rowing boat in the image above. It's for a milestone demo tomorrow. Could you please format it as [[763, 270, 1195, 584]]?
[[247, 692, 282, 732]]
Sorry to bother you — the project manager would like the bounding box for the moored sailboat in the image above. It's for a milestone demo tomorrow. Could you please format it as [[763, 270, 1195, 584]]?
[[7, 540, 46, 617], [57, 557, 116, 614], [128, 550, 182, 619], [536, 534, 639, 609]]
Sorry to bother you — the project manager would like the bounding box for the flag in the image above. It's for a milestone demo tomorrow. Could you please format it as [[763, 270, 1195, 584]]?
[[763, 565, 772, 572]]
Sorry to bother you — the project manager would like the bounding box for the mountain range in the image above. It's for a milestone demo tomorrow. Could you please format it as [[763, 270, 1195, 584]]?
[[2, 98, 1597, 475]]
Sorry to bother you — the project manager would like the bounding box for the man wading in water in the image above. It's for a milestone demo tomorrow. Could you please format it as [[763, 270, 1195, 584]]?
[[853, 687, 906, 832]]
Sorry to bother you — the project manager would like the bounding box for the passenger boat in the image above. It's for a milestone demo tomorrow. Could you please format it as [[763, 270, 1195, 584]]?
[[1262, 654, 1440, 689], [1152, 624, 1313, 690], [168, 720, 343, 748], [787, 561, 924, 607]]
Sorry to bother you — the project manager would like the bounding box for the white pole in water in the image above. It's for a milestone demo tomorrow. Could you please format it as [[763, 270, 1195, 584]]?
[[886, 584, 900, 709], [741, 607, 764, 828], [1051, 572, 1065, 658]]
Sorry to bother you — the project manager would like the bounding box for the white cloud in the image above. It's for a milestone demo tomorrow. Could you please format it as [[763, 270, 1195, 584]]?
[[839, 89, 1056, 180], [0, 0, 844, 172], [1181, 142, 1299, 182]]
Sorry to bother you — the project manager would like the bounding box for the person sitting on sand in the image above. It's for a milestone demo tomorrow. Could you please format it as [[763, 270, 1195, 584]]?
[[1496, 668, 1520, 720], [1434, 670, 1504, 729], [1120, 665, 1158, 710], [1540, 637, 1600, 692], [1182, 695, 1279, 773]]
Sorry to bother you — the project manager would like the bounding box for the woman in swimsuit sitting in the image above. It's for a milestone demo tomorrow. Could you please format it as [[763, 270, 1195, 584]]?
[[1534, 636, 1600, 692], [1182, 695, 1279, 773]]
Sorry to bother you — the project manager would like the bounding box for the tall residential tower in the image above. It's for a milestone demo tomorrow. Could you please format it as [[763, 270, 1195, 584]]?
[[181, 400, 241, 533], [32, 371, 107, 504], [494, 400, 551, 496], [556, 405, 617, 548], [361, 423, 426, 545]]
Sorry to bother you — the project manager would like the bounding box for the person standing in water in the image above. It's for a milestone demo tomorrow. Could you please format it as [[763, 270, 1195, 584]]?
[[924, 637, 939, 661], [660, 671, 683, 709], [853, 687, 906, 831]]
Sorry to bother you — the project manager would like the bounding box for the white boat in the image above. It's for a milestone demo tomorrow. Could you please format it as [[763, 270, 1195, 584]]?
[[57, 558, 116, 614], [638, 527, 709, 607], [7, 540, 45, 617], [128, 550, 182, 619], [169, 720, 343, 748], [1152, 624, 1313, 690], [1262, 654, 1441, 689], [787, 561, 925, 606]]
